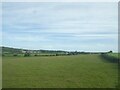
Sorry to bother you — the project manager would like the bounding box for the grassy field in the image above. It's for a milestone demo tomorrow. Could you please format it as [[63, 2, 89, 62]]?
[[2, 54, 118, 88]]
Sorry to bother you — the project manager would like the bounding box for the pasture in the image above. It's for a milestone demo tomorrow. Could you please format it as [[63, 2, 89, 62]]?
[[2, 54, 118, 88]]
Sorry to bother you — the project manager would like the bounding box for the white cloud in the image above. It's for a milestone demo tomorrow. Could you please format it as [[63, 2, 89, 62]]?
[[2, 2, 118, 52], [1, 0, 119, 2], [3, 32, 47, 42]]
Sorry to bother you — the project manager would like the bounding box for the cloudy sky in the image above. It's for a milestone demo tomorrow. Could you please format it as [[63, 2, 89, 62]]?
[[2, 2, 118, 52]]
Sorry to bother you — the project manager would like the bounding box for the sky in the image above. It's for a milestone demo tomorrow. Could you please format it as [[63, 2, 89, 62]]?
[[2, 2, 118, 52]]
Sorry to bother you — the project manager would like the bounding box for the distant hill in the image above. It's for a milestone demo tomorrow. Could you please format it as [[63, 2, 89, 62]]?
[[1, 46, 68, 55], [2, 46, 22, 54], [1, 46, 109, 57]]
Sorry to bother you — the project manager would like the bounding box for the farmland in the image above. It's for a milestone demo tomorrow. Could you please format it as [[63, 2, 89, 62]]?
[[2, 54, 118, 88]]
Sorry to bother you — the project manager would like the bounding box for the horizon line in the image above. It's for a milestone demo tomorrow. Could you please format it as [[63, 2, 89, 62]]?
[[1, 45, 118, 53]]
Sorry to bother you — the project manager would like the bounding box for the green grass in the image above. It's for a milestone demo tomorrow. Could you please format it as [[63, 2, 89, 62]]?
[[2, 54, 118, 88]]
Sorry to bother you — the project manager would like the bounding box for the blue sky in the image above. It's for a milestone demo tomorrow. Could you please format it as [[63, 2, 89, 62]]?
[[2, 2, 118, 52]]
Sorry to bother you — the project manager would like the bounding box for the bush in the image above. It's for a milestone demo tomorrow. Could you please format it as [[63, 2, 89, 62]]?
[[56, 54, 58, 56], [24, 52, 30, 57], [108, 51, 113, 53], [34, 54, 38, 56], [13, 54, 18, 56]]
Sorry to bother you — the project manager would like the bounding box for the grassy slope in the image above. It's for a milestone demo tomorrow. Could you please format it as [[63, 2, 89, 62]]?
[[2, 54, 118, 88]]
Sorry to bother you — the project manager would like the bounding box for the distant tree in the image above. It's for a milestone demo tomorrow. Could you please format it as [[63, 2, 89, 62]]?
[[34, 54, 38, 56], [101, 53, 106, 55], [74, 51, 78, 55], [13, 54, 18, 56], [108, 51, 113, 53], [56, 54, 59, 56], [24, 52, 30, 57]]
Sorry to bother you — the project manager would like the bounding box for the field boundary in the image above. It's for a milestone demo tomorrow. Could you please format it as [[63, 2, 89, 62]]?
[[100, 54, 119, 63]]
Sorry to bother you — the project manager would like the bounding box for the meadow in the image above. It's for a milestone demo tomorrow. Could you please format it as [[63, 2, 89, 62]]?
[[2, 54, 118, 88]]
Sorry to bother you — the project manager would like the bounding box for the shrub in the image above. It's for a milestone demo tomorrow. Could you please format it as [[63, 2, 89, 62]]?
[[13, 54, 18, 56], [34, 54, 38, 56], [108, 51, 113, 53], [56, 54, 58, 56], [24, 52, 30, 57]]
